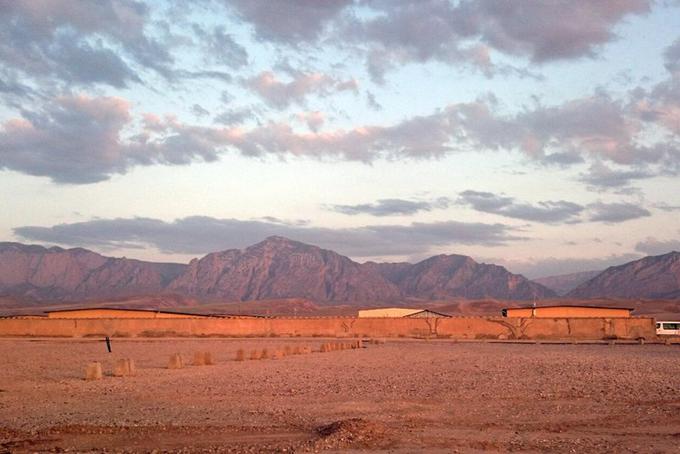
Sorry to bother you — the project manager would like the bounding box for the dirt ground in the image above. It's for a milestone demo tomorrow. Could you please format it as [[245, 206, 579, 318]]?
[[0, 338, 679, 453]]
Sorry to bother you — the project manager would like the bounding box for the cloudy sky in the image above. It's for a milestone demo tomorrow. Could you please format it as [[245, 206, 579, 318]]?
[[1, 0, 680, 278]]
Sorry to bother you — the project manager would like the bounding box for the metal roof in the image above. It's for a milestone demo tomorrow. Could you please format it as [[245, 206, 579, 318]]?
[[503, 305, 634, 311], [43, 307, 228, 317]]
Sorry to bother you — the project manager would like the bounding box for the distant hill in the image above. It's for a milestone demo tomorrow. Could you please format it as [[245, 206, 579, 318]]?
[[366, 254, 552, 300], [533, 270, 602, 296], [167, 236, 402, 302], [0, 242, 186, 301], [567, 251, 680, 299], [0, 237, 555, 302]]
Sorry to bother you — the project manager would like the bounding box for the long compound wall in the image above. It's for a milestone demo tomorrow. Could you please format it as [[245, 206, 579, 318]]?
[[0, 316, 656, 340]]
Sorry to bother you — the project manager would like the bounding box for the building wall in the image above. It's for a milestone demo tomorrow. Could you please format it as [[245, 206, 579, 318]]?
[[0, 315, 655, 340], [46, 309, 205, 319], [505, 307, 631, 318]]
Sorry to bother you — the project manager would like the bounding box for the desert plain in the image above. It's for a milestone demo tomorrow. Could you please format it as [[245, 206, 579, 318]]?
[[1, 338, 679, 453]]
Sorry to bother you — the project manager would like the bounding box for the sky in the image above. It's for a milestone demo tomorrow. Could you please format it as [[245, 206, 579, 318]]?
[[1, 0, 680, 278]]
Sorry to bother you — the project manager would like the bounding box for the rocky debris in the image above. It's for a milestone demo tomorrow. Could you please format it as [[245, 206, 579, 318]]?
[[568, 251, 680, 299], [310, 418, 391, 450]]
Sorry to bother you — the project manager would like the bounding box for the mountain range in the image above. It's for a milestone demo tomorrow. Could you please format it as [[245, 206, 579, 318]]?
[[0, 237, 552, 302], [1, 237, 678, 304], [567, 251, 680, 299], [533, 270, 602, 296]]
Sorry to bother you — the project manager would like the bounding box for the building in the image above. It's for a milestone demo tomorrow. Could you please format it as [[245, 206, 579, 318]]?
[[502, 305, 633, 318], [358, 308, 451, 318], [45, 308, 212, 319]]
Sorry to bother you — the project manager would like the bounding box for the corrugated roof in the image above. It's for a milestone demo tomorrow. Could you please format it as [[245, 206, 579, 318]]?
[[45, 307, 215, 317], [503, 305, 634, 311]]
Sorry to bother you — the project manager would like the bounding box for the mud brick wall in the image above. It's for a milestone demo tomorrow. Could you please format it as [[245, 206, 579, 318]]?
[[0, 316, 656, 340]]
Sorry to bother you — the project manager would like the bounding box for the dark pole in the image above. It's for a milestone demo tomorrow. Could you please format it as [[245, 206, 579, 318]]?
[[105, 336, 111, 353]]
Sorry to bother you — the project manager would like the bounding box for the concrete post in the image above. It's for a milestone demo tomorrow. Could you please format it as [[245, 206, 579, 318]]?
[[85, 362, 103, 380], [168, 353, 184, 369]]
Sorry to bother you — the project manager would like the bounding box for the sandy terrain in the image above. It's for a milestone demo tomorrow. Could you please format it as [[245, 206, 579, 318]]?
[[1, 338, 679, 453]]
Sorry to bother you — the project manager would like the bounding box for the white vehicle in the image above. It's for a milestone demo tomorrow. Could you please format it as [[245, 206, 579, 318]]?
[[656, 321, 680, 336]]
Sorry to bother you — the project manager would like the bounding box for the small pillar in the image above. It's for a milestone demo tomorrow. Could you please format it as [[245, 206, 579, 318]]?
[[193, 351, 205, 366], [126, 359, 136, 376], [235, 349, 245, 361], [250, 350, 261, 360], [168, 353, 184, 369], [114, 359, 129, 377], [85, 362, 103, 381], [203, 352, 214, 365]]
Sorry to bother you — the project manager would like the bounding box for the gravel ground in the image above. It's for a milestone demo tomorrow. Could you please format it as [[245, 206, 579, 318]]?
[[0, 338, 679, 453]]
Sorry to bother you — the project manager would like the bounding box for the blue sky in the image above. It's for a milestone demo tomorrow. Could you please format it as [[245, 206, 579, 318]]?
[[1, 0, 680, 278]]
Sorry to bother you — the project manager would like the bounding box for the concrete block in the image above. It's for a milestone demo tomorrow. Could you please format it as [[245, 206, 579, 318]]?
[[193, 351, 206, 366], [168, 353, 184, 369], [235, 349, 245, 361], [192, 351, 213, 366], [272, 350, 285, 359], [250, 350, 261, 360], [127, 359, 136, 376], [261, 348, 269, 359], [113, 358, 136, 377], [85, 362, 103, 380]]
